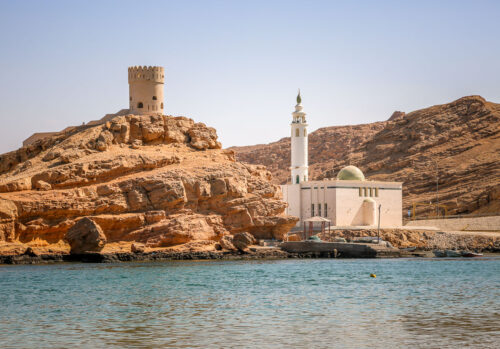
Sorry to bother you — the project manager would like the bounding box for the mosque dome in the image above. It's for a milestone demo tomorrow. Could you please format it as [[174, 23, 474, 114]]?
[[336, 165, 365, 181]]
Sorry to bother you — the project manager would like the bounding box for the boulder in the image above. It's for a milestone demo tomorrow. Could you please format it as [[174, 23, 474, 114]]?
[[23, 246, 39, 257], [131, 243, 146, 253], [34, 180, 52, 191], [188, 123, 221, 150], [65, 218, 107, 254], [232, 232, 256, 251], [219, 235, 236, 251]]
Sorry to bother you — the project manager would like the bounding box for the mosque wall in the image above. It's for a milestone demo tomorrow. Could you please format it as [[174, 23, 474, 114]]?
[[334, 181, 402, 227], [282, 180, 402, 228], [282, 184, 302, 223]]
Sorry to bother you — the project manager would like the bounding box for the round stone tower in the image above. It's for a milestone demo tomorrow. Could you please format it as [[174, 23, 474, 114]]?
[[290, 90, 309, 184], [128, 66, 165, 115]]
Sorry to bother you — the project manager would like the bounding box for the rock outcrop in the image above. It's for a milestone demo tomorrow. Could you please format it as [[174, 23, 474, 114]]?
[[65, 217, 107, 254], [219, 235, 236, 251], [0, 114, 298, 253], [231, 96, 500, 217], [131, 243, 146, 253], [232, 232, 257, 251]]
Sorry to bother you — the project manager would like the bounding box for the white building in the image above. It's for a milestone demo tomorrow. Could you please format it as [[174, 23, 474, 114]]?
[[281, 93, 403, 228]]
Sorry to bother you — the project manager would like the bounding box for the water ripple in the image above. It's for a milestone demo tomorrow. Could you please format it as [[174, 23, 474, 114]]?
[[0, 258, 499, 348]]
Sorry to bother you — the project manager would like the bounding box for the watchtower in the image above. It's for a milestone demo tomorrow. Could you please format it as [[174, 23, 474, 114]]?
[[128, 66, 165, 114]]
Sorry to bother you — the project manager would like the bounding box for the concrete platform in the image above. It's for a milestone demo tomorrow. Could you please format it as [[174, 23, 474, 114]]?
[[279, 241, 401, 258]]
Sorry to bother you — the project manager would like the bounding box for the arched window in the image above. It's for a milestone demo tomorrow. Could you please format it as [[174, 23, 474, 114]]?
[[295, 129, 299, 137], [161, 103, 164, 109], [152, 96, 157, 100], [296, 175, 300, 184], [304, 129, 307, 137], [137, 102, 143, 108]]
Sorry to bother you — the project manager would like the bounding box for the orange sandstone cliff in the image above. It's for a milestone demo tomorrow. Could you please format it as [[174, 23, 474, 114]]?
[[0, 114, 298, 253]]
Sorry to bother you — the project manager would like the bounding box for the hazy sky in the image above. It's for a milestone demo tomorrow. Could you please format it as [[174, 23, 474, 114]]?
[[0, 0, 499, 154]]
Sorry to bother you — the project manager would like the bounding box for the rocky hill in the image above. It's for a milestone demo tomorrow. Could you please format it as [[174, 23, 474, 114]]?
[[231, 122, 386, 185], [0, 114, 297, 254], [231, 96, 500, 217]]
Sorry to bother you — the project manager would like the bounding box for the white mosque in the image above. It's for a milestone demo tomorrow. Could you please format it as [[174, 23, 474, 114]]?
[[281, 92, 403, 228]]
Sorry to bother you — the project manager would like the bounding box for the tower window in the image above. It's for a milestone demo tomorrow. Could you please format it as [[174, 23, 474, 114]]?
[[324, 203, 328, 217], [296, 175, 300, 184], [161, 102, 164, 109], [152, 96, 157, 100], [295, 129, 299, 137], [129, 96, 132, 101], [359, 188, 363, 197], [304, 129, 307, 137], [375, 188, 379, 197], [137, 102, 143, 108], [318, 204, 322, 217], [311, 204, 315, 217]]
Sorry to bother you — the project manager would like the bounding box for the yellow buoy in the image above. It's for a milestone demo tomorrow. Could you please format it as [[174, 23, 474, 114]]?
[[370, 273, 376, 278]]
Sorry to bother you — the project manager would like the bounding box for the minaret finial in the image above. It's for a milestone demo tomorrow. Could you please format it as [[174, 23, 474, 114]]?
[[297, 89, 301, 104]]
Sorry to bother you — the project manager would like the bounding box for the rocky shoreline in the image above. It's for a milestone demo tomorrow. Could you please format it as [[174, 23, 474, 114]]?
[[0, 248, 317, 265], [0, 246, 412, 265]]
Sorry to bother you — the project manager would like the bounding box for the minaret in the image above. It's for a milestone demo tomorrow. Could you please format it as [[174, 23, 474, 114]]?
[[290, 90, 308, 184]]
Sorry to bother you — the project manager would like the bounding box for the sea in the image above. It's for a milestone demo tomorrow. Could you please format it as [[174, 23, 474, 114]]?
[[1, 258, 499, 349]]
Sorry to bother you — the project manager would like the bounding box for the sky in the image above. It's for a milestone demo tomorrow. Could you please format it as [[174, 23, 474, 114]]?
[[0, 0, 499, 153]]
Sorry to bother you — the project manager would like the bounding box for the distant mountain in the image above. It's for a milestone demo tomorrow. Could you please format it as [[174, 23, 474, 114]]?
[[230, 96, 500, 216]]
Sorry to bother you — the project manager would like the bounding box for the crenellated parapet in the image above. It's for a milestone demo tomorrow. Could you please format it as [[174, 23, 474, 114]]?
[[128, 65, 165, 114], [128, 66, 165, 83]]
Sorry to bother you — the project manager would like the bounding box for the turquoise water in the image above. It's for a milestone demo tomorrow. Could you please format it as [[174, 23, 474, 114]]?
[[1, 258, 499, 349]]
